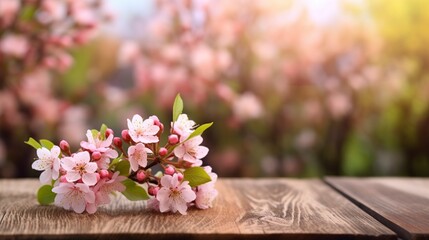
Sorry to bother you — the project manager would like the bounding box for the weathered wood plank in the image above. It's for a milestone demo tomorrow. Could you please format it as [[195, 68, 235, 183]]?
[[0, 179, 395, 239], [325, 177, 429, 240]]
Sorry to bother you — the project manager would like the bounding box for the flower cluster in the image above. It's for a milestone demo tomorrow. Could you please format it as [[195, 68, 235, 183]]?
[[27, 94, 217, 214]]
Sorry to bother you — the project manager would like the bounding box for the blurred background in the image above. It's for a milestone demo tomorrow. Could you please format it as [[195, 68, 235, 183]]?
[[1, 0, 429, 178]]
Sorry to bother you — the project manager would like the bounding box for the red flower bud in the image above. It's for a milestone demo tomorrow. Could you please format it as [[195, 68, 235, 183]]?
[[92, 151, 101, 161], [136, 170, 146, 182], [164, 165, 175, 175], [121, 130, 131, 142], [113, 137, 122, 148], [159, 147, 168, 156], [168, 134, 179, 145], [59, 140, 70, 152], [148, 186, 159, 196], [99, 170, 110, 179], [105, 128, 114, 138]]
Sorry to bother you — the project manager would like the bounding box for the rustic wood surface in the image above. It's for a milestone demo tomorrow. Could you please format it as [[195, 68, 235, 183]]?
[[0, 179, 395, 239], [325, 177, 429, 240]]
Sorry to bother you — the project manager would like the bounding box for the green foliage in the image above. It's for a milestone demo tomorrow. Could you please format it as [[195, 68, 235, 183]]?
[[37, 185, 56, 206], [343, 134, 374, 176], [40, 139, 55, 150], [115, 160, 130, 176], [172, 94, 184, 122], [100, 124, 108, 140], [187, 122, 213, 140], [183, 167, 211, 187], [25, 137, 42, 149], [121, 179, 149, 201]]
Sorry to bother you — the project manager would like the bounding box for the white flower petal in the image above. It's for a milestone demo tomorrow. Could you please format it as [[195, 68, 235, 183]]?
[[32, 160, 46, 171], [39, 169, 52, 184], [75, 151, 90, 164], [52, 183, 73, 193], [141, 135, 159, 144], [37, 148, 51, 160], [51, 146, 61, 157]]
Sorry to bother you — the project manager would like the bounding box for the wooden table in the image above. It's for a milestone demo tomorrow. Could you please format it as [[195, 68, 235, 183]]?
[[0, 178, 428, 239]]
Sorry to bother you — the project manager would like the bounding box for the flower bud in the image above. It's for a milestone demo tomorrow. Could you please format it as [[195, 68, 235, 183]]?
[[60, 175, 68, 183], [95, 173, 101, 182], [177, 173, 184, 181], [59, 140, 70, 152], [105, 128, 114, 138], [92, 151, 101, 161], [168, 134, 179, 145], [99, 169, 110, 179], [164, 165, 175, 175], [136, 170, 146, 182], [150, 115, 161, 126], [113, 137, 122, 148], [159, 147, 168, 156], [121, 130, 131, 142], [148, 186, 159, 196]]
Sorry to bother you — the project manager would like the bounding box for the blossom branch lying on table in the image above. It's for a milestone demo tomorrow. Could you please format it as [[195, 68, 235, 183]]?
[[26, 94, 217, 214]]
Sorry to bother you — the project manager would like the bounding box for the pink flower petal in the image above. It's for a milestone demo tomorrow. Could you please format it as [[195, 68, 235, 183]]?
[[195, 146, 209, 159], [66, 171, 81, 182], [85, 162, 98, 173], [61, 157, 75, 171], [82, 173, 97, 186], [174, 145, 185, 158], [160, 175, 173, 188], [71, 198, 86, 213]]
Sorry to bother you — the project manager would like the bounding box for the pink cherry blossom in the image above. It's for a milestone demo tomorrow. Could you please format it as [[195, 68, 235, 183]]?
[[232, 92, 264, 121], [80, 130, 118, 169], [127, 114, 160, 143], [0, 34, 29, 58], [31, 146, 61, 184], [195, 166, 218, 209], [172, 114, 195, 136], [127, 143, 152, 172], [61, 151, 98, 186], [52, 182, 95, 214], [86, 172, 126, 213], [174, 135, 208, 166], [156, 173, 196, 215]]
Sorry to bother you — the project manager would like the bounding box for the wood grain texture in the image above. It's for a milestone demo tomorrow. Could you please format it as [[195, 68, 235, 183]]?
[[325, 177, 429, 240], [0, 179, 395, 239]]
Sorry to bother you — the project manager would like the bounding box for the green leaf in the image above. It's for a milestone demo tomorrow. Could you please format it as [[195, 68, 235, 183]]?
[[100, 124, 108, 140], [183, 167, 211, 187], [187, 122, 213, 140], [37, 185, 56, 206], [90, 129, 100, 140], [121, 179, 149, 201], [109, 156, 122, 169], [40, 139, 54, 150], [20, 5, 37, 21], [25, 137, 42, 149], [116, 160, 130, 176], [172, 94, 183, 122]]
